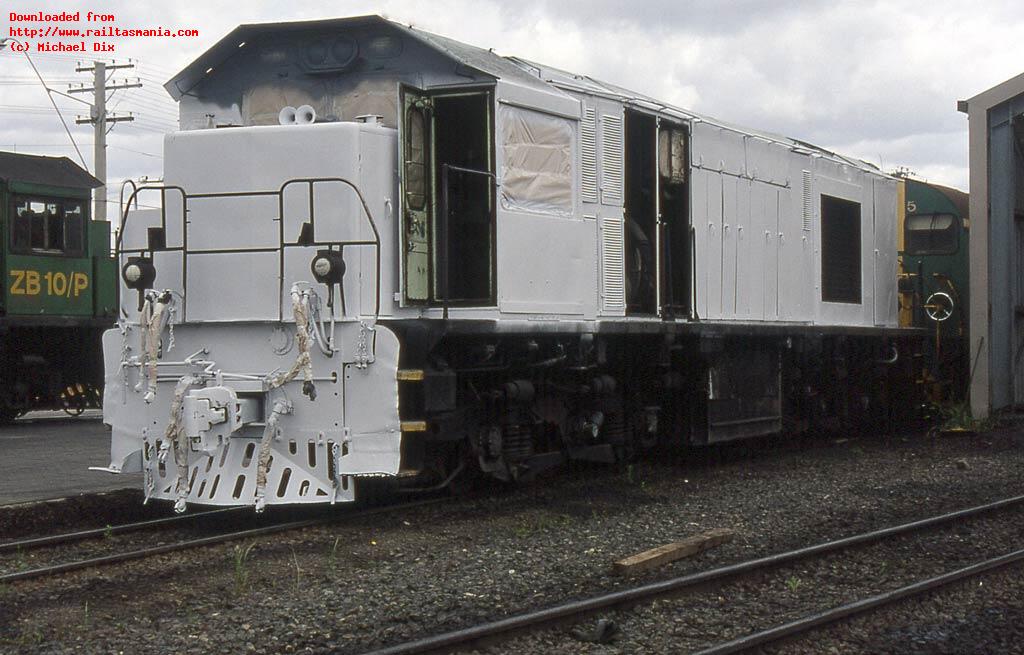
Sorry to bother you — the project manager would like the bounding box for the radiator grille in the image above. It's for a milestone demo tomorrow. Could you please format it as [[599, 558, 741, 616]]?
[[801, 170, 812, 231], [601, 114, 624, 206], [581, 107, 598, 203], [601, 217, 625, 311]]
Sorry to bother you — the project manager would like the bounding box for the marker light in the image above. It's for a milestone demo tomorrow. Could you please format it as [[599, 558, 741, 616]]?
[[313, 257, 332, 278], [121, 257, 156, 290], [310, 250, 346, 285], [124, 263, 142, 283]]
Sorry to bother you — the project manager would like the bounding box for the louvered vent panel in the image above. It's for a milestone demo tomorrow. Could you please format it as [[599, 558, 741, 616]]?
[[801, 170, 812, 231], [601, 114, 624, 206], [581, 108, 599, 203], [600, 218, 625, 311]]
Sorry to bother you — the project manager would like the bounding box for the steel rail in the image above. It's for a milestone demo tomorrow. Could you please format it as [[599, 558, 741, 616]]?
[[0, 507, 240, 554], [692, 547, 1024, 655], [0, 497, 446, 585], [361, 493, 1024, 655]]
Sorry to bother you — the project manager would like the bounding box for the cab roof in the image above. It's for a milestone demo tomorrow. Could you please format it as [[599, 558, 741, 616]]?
[[163, 15, 559, 102], [165, 15, 888, 177], [0, 151, 100, 190]]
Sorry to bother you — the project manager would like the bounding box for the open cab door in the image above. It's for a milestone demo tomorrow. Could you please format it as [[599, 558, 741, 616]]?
[[400, 87, 432, 304], [400, 86, 495, 308]]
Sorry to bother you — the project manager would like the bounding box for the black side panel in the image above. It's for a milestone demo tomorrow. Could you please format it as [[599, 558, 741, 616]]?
[[821, 195, 862, 303], [433, 93, 494, 306], [624, 111, 657, 315]]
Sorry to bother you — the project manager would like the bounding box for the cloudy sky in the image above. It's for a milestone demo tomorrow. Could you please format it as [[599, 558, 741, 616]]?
[[3, 0, 1023, 214]]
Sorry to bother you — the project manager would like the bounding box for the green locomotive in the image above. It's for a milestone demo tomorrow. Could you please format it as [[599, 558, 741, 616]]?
[[899, 178, 970, 402], [0, 151, 118, 421]]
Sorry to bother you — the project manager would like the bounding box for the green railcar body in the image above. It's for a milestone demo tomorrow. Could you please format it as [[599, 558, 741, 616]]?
[[900, 178, 970, 401], [0, 152, 118, 419]]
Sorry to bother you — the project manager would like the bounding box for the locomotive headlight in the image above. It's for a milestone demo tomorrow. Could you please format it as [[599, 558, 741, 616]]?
[[121, 257, 156, 290], [310, 250, 346, 285], [123, 263, 143, 284], [312, 256, 332, 278]]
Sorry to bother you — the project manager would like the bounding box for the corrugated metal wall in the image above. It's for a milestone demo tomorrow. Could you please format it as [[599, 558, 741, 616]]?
[[986, 97, 1024, 410]]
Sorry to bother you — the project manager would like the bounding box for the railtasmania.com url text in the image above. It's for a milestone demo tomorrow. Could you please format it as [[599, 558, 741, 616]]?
[[7, 12, 199, 40]]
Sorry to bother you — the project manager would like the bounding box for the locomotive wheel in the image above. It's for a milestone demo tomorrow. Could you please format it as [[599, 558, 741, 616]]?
[[60, 385, 87, 416], [603, 412, 635, 462], [924, 291, 954, 322], [89, 384, 103, 408]]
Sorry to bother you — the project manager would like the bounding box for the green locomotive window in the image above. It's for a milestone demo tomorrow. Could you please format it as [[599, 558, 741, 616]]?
[[64, 203, 84, 253], [905, 213, 958, 255], [46, 202, 64, 250], [11, 196, 86, 256], [12, 200, 36, 250]]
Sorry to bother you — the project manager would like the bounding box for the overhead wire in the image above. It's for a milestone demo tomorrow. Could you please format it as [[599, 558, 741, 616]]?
[[0, 79, 79, 85], [132, 113, 178, 126], [134, 109, 176, 120], [19, 50, 89, 169], [1, 52, 173, 203], [120, 122, 172, 135], [132, 88, 177, 105], [0, 52, 180, 84], [0, 142, 162, 159], [131, 103, 177, 117], [129, 103, 177, 119]]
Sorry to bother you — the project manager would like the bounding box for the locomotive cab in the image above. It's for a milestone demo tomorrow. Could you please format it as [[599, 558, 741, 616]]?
[[898, 179, 970, 401], [0, 152, 117, 421]]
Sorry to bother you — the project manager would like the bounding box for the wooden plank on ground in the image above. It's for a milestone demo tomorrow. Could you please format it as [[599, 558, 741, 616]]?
[[613, 528, 735, 575]]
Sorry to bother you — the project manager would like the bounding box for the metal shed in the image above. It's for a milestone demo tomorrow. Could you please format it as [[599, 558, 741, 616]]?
[[959, 72, 1024, 418]]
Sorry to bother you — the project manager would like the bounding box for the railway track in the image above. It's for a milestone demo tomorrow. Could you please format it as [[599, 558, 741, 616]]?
[[692, 548, 1024, 654], [362, 493, 1024, 655], [0, 506, 240, 554], [0, 497, 446, 585]]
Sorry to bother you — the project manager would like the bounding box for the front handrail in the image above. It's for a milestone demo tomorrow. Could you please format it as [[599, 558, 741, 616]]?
[[117, 177, 382, 321]]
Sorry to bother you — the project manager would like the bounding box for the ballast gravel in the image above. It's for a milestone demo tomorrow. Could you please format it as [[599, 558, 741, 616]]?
[[490, 496, 1024, 654], [2, 426, 1024, 655]]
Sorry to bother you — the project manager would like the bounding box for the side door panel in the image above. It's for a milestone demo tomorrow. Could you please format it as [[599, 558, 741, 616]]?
[[399, 87, 432, 303]]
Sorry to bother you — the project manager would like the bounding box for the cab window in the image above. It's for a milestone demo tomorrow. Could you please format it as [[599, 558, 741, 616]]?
[[404, 105, 427, 211], [11, 196, 86, 256], [905, 213, 958, 255]]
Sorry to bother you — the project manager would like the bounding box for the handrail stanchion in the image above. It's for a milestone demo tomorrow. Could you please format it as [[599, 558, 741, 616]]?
[[435, 164, 496, 321], [117, 178, 383, 324]]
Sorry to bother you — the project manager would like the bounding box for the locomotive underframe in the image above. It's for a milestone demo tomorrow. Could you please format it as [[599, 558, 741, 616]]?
[[101, 310, 920, 511], [0, 321, 107, 420], [390, 320, 920, 485]]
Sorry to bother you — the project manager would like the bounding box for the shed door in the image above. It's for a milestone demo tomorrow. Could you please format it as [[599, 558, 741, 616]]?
[[400, 87, 432, 303], [1014, 115, 1024, 406]]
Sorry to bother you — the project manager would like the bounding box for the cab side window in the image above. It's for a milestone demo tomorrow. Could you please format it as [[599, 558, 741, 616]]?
[[46, 202, 64, 250], [404, 106, 427, 211], [64, 203, 84, 253], [11, 196, 86, 256], [905, 213, 958, 255]]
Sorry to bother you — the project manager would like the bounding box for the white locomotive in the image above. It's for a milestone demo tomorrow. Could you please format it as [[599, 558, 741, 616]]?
[[103, 16, 914, 511]]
